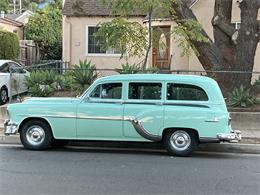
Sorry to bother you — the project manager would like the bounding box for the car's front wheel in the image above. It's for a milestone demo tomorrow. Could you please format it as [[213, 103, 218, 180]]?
[[164, 129, 198, 157], [20, 119, 53, 150]]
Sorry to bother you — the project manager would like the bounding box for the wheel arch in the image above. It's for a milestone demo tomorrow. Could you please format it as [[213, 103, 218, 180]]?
[[18, 117, 53, 134], [162, 127, 199, 141], [1, 85, 9, 94]]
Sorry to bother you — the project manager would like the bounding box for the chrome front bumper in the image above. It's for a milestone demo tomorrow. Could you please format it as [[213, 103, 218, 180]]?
[[217, 130, 242, 142], [4, 120, 18, 135]]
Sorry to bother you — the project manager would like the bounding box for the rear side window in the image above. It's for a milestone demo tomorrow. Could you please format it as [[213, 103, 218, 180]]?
[[128, 82, 162, 100], [167, 83, 208, 101]]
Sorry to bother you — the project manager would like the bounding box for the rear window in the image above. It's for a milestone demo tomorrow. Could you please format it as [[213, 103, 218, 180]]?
[[167, 83, 208, 101], [128, 82, 162, 100]]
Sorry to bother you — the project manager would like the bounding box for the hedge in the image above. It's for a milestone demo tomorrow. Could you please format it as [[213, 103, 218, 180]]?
[[0, 30, 19, 59]]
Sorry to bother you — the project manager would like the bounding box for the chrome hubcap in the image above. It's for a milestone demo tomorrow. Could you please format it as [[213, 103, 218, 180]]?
[[26, 125, 45, 146], [170, 131, 191, 151]]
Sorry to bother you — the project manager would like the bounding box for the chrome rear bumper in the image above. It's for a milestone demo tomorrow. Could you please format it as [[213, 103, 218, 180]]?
[[217, 130, 242, 142], [4, 120, 18, 135]]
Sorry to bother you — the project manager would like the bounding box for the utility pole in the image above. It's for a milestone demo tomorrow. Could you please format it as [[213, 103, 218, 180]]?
[[19, 0, 22, 14], [13, 0, 16, 14]]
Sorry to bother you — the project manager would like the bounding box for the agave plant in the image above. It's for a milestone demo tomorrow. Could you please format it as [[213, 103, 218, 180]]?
[[228, 85, 256, 107], [25, 70, 57, 97], [116, 63, 140, 74], [71, 60, 98, 94], [142, 66, 159, 74]]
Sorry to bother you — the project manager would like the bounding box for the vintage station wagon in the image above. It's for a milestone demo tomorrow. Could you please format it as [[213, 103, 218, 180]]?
[[4, 74, 241, 156]]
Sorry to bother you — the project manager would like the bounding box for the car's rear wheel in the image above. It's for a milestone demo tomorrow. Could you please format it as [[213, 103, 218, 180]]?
[[164, 129, 198, 157], [0, 87, 8, 105], [20, 119, 53, 150]]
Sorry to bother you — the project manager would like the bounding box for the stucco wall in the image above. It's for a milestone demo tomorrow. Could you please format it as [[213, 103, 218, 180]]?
[[0, 21, 23, 39], [63, 0, 260, 77], [63, 16, 144, 72]]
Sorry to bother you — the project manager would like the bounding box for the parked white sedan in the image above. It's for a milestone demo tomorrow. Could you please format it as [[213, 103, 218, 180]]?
[[0, 60, 30, 105]]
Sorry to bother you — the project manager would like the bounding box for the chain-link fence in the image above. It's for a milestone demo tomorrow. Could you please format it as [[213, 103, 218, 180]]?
[[7, 61, 260, 106]]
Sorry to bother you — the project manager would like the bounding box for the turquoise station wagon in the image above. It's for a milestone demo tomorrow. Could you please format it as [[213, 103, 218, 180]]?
[[4, 74, 241, 156]]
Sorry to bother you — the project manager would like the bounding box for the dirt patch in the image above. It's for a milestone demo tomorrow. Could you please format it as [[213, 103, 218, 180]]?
[[228, 104, 260, 112]]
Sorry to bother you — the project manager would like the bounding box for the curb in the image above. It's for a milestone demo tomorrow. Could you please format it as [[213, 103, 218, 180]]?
[[0, 134, 260, 154]]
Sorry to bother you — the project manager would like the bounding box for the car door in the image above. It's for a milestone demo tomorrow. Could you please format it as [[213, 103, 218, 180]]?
[[123, 81, 164, 141], [76, 82, 124, 139]]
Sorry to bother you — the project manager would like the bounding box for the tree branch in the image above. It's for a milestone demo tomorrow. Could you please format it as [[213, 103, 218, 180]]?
[[212, 15, 236, 38], [171, 1, 226, 71]]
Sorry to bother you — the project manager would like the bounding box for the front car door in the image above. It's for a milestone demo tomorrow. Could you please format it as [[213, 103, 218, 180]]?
[[123, 81, 165, 141], [76, 82, 124, 140]]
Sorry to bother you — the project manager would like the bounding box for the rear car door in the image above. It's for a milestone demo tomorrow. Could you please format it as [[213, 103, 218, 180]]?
[[123, 81, 164, 141]]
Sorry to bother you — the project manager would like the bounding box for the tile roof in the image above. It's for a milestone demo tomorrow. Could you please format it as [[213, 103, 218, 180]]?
[[63, 0, 198, 17]]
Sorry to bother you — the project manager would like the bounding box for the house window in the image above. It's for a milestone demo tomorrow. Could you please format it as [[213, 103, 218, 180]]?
[[231, 21, 241, 30], [87, 26, 121, 55]]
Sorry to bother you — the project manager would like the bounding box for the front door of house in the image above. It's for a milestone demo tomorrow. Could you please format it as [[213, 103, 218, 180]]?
[[152, 26, 171, 70]]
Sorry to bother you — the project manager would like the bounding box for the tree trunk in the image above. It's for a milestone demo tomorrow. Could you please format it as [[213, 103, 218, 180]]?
[[172, 0, 260, 94], [143, 10, 152, 70]]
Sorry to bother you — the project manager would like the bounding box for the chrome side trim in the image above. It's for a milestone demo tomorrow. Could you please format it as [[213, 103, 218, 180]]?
[[19, 115, 161, 141], [127, 118, 162, 142], [77, 116, 123, 121], [164, 103, 209, 108], [205, 118, 220, 122]]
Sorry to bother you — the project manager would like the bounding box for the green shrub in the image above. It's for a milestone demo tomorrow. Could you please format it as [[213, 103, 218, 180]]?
[[228, 85, 257, 107], [71, 60, 97, 94], [117, 63, 159, 74], [142, 66, 159, 74], [25, 70, 57, 97], [0, 30, 19, 59], [56, 71, 74, 91], [116, 63, 140, 74]]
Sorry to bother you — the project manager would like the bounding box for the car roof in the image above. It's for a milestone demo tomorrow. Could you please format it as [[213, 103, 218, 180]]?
[[96, 74, 216, 84], [0, 60, 16, 66]]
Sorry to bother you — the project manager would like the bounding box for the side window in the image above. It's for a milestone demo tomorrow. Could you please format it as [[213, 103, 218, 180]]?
[[167, 83, 208, 101], [0, 63, 10, 73], [9, 63, 22, 73], [90, 83, 122, 99], [128, 82, 162, 100]]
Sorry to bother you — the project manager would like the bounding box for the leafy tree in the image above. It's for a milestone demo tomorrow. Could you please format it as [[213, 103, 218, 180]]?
[[171, 0, 260, 93], [0, 30, 19, 59], [96, 0, 207, 69], [0, 0, 9, 13], [25, 0, 62, 60]]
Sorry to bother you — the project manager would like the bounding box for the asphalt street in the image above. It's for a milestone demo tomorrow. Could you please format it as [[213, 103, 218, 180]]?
[[0, 144, 260, 195]]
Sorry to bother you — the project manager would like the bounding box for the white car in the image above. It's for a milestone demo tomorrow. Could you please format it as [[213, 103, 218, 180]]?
[[0, 60, 30, 105]]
